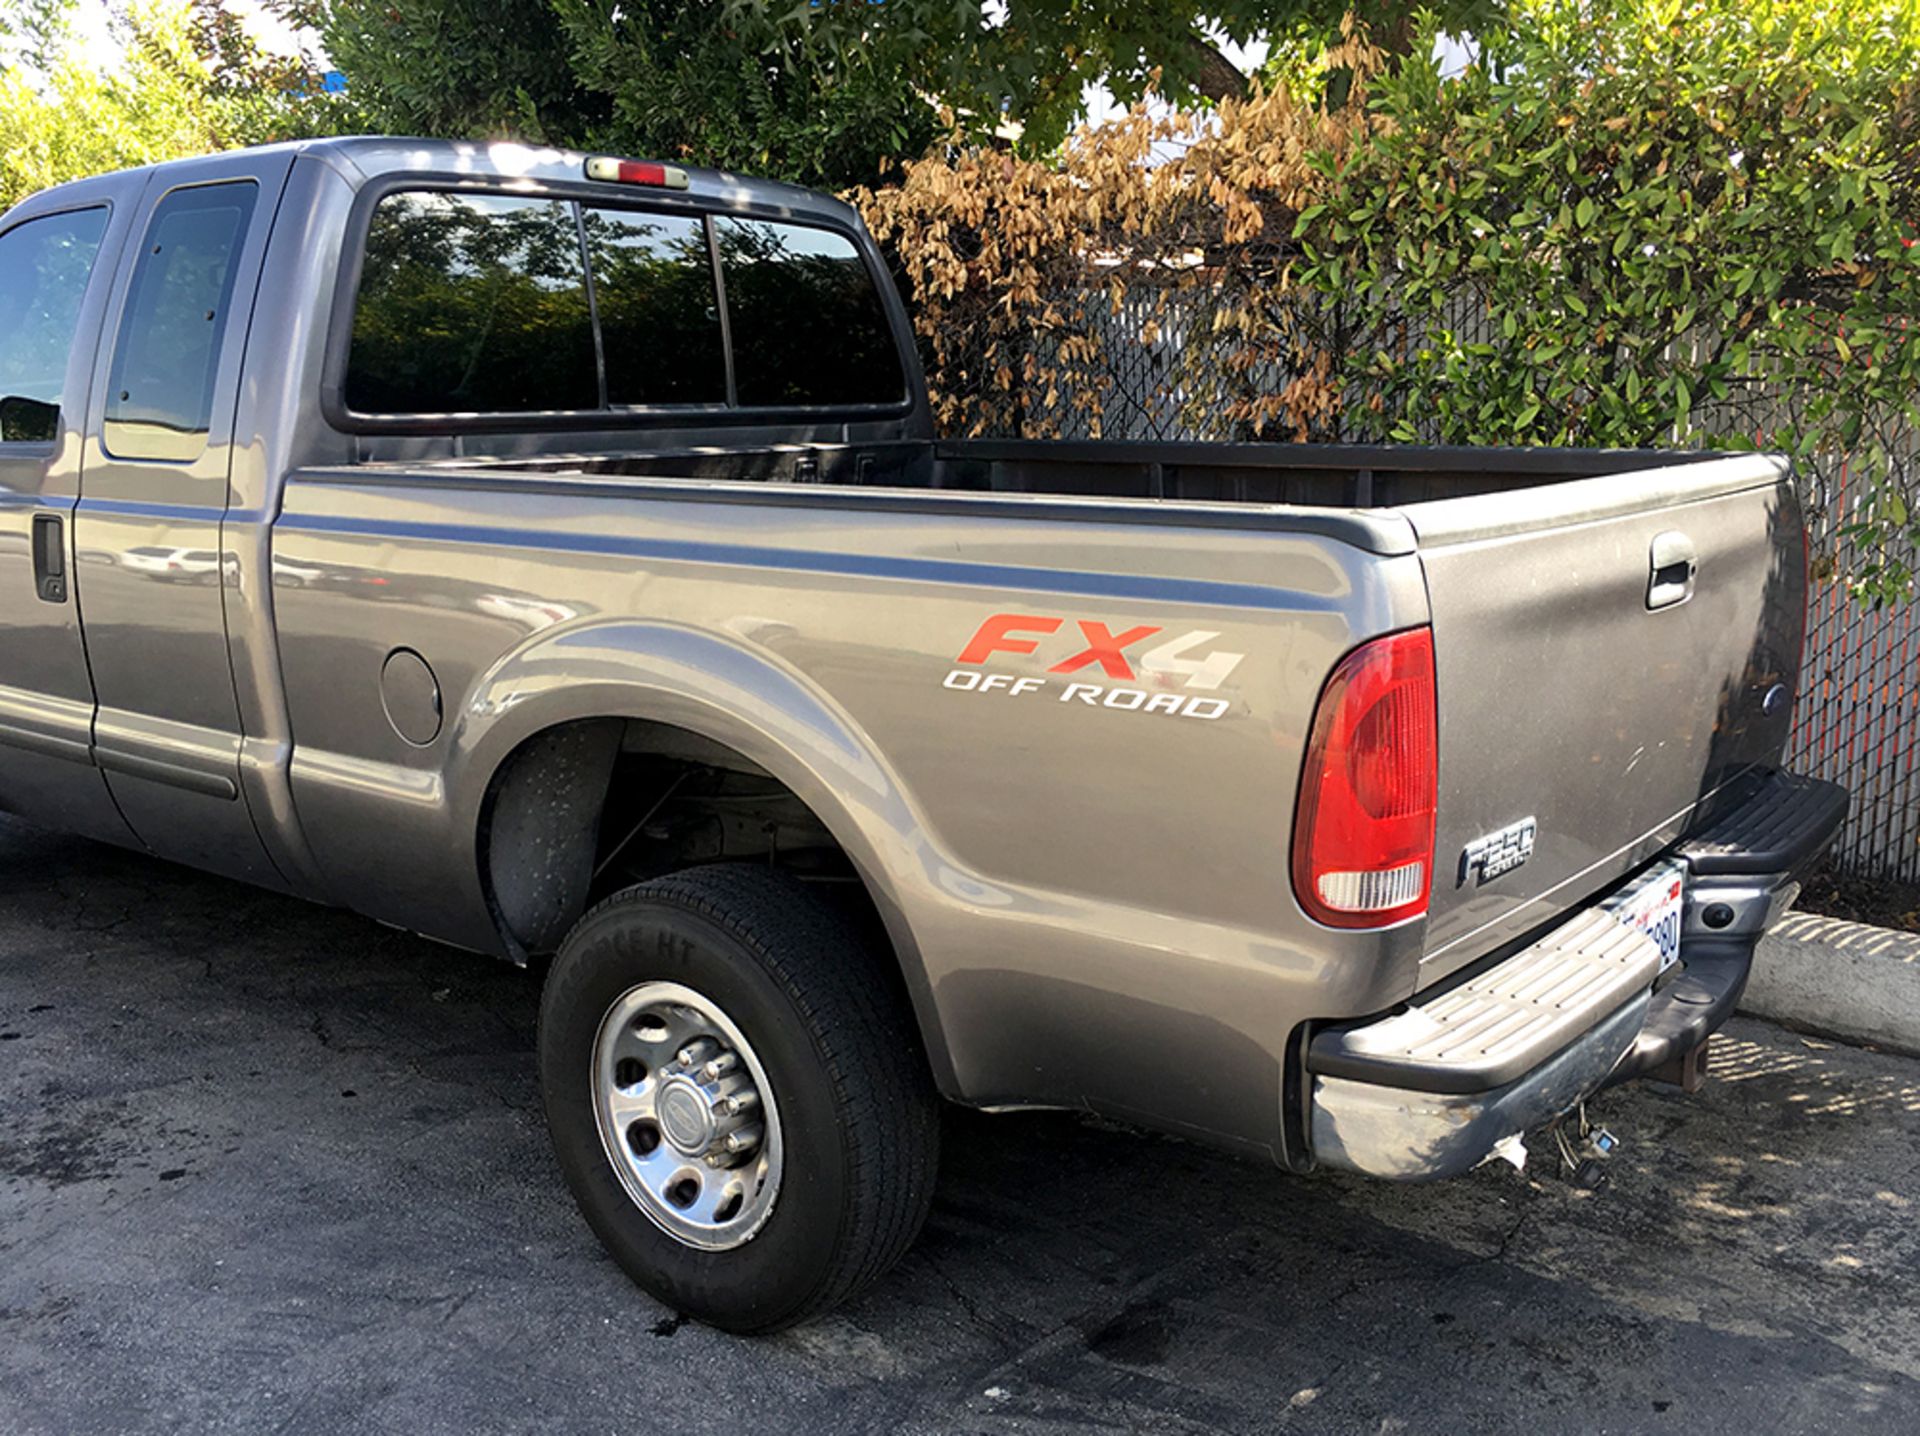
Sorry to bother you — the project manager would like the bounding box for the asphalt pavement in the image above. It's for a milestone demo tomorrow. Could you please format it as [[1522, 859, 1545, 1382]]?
[[2, 813, 1917, 1435]]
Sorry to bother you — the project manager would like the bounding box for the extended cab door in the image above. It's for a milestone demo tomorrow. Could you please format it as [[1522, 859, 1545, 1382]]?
[[0, 175, 142, 846], [73, 151, 294, 887]]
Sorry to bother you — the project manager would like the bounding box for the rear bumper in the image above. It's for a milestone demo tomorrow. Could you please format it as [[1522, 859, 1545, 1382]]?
[[1306, 771, 1847, 1181]]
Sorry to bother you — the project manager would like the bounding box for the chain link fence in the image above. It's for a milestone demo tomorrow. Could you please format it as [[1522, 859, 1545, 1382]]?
[[1793, 460, 1920, 885], [964, 284, 1920, 885]]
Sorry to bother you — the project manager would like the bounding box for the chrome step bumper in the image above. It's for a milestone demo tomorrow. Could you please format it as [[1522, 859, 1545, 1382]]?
[[1304, 769, 1847, 1181], [1310, 998, 1649, 1181], [1308, 876, 1669, 1096]]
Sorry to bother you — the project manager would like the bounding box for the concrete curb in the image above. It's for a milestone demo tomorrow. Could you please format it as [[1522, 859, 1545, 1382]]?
[[1742, 911, 1920, 1055]]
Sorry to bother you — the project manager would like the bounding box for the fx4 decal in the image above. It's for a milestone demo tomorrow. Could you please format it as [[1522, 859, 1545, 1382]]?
[[942, 612, 1246, 721]]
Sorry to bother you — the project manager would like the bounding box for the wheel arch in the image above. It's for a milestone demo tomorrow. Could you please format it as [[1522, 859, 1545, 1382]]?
[[451, 620, 958, 1092]]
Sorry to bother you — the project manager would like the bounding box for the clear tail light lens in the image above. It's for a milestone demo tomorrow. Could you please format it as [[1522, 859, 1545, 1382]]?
[[1292, 627, 1439, 929]]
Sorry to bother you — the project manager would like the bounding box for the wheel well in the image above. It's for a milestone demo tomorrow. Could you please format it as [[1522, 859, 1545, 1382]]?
[[480, 718, 870, 961]]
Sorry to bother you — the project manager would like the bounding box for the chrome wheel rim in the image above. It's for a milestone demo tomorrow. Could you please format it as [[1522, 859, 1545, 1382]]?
[[590, 981, 783, 1251]]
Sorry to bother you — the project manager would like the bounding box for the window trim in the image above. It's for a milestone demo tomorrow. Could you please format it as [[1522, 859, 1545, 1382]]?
[[571, 199, 611, 411], [0, 200, 113, 458], [319, 173, 917, 436], [704, 214, 740, 411], [100, 178, 261, 464]]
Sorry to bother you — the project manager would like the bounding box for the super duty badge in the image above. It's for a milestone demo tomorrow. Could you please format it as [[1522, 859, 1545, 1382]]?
[[1460, 817, 1538, 887]]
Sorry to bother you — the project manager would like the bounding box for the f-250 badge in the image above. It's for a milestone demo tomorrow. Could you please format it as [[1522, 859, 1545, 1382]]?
[[1460, 817, 1538, 886], [941, 611, 1245, 721]]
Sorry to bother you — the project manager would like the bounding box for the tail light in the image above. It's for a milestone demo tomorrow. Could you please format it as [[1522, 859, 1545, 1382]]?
[[1292, 627, 1438, 928]]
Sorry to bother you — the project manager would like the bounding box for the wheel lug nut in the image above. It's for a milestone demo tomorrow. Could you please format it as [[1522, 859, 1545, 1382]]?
[[675, 1037, 719, 1070], [723, 1124, 763, 1155], [714, 1089, 758, 1118], [702, 1051, 738, 1081]]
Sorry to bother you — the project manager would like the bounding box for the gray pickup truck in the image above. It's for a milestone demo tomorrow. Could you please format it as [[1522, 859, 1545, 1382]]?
[[0, 138, 1846, 1331]]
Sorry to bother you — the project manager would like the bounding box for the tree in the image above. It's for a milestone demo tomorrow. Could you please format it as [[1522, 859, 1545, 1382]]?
[[0, 0, 74, 75], [286, 0, 604, 147], [1294, 0, 1920, 598], [551, 0, 940, 187], [736, 0, 1501, 154], [305, 0, 1499, 190], [301, 0, 946, 190], [0, 0, 352, 212], [852, 25, 1393, 441], [860, 0, 1918, 601]]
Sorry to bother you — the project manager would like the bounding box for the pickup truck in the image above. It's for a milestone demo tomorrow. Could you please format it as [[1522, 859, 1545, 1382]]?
[[0, 137, 1847, 1332]]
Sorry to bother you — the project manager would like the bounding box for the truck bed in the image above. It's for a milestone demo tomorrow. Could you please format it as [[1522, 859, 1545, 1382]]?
[[328, 437, 1800, 995], [369, 435, 1733, 512]]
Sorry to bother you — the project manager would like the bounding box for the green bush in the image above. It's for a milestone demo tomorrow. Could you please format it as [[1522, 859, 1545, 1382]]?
[[1295, 0, 1920, 599]]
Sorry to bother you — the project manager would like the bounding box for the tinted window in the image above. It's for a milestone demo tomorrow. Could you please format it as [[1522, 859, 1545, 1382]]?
[[348, 191, 598, 414], [584, 207, 726, 406], [714, 218, 905, 408], [0, 207, 108, 443], [104, 183, 258, 462]]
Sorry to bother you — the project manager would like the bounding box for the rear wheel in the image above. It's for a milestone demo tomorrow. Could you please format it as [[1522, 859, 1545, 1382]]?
[[537, 864, 940, 1332]]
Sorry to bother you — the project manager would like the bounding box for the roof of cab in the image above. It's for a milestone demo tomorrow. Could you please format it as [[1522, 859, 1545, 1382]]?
[[15, 135, 861, 228]]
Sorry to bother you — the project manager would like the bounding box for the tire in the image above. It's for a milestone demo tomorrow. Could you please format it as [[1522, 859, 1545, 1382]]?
[[538, 863, 940, 1333]]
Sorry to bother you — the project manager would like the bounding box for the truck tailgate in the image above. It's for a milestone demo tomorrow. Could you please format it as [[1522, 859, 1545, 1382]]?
[[1407, 455, 1805, 982]]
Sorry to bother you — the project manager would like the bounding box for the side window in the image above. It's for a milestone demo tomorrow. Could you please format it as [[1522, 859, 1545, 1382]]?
[[582, 206, 727, 406], [104, 183, 258, 462], [713, 218, 906, 408], [0, 207, 109, 443], [347, 191, 598, 415]]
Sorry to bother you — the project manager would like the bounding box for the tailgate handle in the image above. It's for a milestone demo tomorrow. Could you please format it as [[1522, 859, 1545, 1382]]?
[[1647, 531, 1697, 610]]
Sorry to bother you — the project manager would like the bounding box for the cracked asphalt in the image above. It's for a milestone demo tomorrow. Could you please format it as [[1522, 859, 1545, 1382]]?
[[3, 813, 1919, 1435]]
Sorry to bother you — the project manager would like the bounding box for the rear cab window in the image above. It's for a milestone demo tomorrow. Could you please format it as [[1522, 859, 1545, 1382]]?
[[104, 182, 259, 462], [0, 207, 110, 443], [347, 192, 598, 414], [339, 187, 907, 423]]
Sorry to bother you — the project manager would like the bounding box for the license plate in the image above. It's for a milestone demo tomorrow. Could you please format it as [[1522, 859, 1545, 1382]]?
[[1605, 860, 1686, 972]]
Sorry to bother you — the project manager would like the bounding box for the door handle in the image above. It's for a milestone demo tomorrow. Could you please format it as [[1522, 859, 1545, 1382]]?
[[32, 512, 66, 603], [1647, 530, 1696, 611]]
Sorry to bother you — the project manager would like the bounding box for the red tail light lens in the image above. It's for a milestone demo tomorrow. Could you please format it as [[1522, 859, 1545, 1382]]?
[[1292, 627, 1438, 928]]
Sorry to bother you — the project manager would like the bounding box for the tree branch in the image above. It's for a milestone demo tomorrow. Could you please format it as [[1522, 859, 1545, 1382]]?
[[1182, 32, 1247, 104]]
